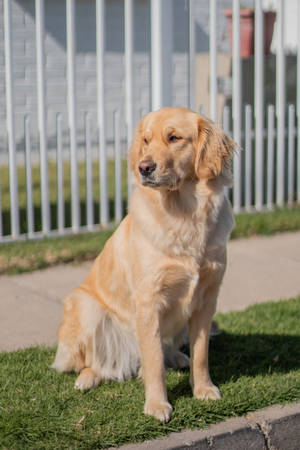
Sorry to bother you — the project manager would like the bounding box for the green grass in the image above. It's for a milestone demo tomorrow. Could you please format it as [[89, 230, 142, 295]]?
[[1, 161, 300, 275], [1, 298, 299, 449], [0, 160, 128, 235], [2, 160, 300, 238], [231, 206, 300, 238], [1, 206, 300, 275], [0, 229, 115, 275]]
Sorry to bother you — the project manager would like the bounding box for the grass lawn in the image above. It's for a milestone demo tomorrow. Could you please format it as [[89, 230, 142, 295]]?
[[1, 205, 300, 275], [1, 161, 300, 275], [0, 160, 128, 235], [0, 297, 299, 449]]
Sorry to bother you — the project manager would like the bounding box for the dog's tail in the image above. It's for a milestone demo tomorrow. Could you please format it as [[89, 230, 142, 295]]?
[[51, 290, 141, 381]]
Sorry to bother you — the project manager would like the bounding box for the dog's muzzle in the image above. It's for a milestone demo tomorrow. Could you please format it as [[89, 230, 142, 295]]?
[[138, 160, 157, 177]]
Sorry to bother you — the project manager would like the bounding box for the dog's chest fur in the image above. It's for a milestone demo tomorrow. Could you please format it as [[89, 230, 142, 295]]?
[[128, 182, 233, 327], [131, 181, 228, 261]]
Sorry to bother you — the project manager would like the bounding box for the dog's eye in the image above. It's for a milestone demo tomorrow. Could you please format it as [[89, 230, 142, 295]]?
[[169, 135, 181, 143], [143, 137, 148, 145]]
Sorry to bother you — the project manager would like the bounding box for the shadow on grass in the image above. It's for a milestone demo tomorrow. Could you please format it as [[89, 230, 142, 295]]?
[[2, 199, 128, 235], [169, 331, 300, 400]]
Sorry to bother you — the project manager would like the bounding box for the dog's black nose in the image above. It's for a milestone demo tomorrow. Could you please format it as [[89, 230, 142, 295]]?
[[138, 160, 157, 177]]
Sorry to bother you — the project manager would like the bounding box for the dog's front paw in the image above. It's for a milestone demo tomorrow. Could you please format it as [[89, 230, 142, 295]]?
[[74, 368, 100, 391], [144, 399, 173, 422], [194, 383, 221, 400]]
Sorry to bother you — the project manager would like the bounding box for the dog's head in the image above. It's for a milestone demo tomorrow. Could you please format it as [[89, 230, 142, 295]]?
[[130, 107, 236, 190]]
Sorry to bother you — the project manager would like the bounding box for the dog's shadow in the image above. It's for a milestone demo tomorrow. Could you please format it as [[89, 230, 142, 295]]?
[[169, 332, 300, 399]]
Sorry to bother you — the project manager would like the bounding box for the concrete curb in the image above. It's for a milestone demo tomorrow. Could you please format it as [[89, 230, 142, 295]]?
[[111, 402, 300, 450]]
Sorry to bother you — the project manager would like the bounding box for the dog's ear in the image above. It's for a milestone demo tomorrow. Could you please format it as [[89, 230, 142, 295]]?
[[129, 117, 145, 175], [195, 116, 236, 183]]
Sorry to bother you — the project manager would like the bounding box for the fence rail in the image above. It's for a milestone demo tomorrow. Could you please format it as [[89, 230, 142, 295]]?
[[0, 0, 300, 243]]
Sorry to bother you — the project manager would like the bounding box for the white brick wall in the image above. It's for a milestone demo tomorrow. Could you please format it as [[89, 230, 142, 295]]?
[[0, 0, 233, 148]]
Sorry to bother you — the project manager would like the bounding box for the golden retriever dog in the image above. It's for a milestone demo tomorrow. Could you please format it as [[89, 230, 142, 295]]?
[[52, 107, 236, 422]]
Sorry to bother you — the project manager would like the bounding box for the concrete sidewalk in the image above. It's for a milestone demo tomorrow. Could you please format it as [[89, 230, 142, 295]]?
[[110, 402, 300, 450], [1, 231, 300, 352]]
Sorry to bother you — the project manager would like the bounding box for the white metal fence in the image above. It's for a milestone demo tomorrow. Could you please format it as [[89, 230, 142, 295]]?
[[0, 0, 300, 242]]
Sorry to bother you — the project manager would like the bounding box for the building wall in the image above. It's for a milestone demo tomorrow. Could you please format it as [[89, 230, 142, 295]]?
[[1, 0, 286, 150], [0, 0, 151, 147]]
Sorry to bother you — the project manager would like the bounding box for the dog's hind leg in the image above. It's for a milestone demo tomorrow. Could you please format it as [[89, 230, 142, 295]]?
[[163, 327, 190, 370], [52, 292, 101, 385], [53, 334, 101, 390], [53, 289, 140, 388], [52, 294, 86, 374], [163, 345, 190, 369], [51, 340, 85, 373], [74, 327, 102, 390]]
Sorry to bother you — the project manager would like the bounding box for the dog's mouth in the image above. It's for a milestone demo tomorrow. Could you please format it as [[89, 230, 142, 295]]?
[[139, 173, 181, 190], [141, 178, 160, 187]]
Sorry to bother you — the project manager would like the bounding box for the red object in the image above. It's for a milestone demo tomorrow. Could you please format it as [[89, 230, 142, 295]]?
[[223, 9, 276, 58]]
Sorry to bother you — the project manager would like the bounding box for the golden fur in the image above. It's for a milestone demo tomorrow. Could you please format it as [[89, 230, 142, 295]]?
[[52, 107, 236, 422]]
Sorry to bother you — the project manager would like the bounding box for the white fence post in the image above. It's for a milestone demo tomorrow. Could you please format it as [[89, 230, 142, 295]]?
[[189, 0, 196, 111], [114, 110, 123, 223], [56, 113, 65, 234], [35, 0, 50, 233], [254, 0, 264, 211], [245, 105, 252, 211], [25, 115, 34, 237], [232, 0, 242, 213], [209, 0, 217, 122], [276, 0, 285, 207], [125, 0, 134, 145], [85, 113, 94, 230], [125, 0, 134, 198], [4, 0, 19, 238], [267, 105, 275, 209], [3, 0, 300, 242], [66, 0, 80, 231], [96, 0, 109, 227], [288, 104, 295, 205], [151, 0, 173, 110]]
